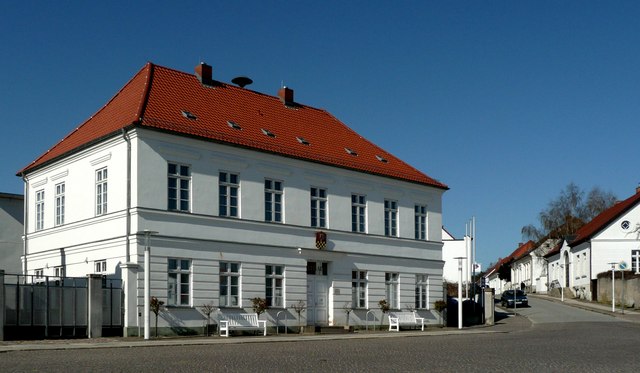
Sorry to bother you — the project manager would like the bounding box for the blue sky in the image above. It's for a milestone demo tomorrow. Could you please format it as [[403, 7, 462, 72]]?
[[2, 1, 639, 268]]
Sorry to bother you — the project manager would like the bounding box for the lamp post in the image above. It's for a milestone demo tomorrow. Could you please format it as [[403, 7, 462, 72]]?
[[141, 229, 159, 340], [454, 256, 467, 330], [607, 262, 616, 313]]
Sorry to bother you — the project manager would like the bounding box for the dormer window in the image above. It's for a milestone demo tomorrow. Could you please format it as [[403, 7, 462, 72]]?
[[297, 137, 310, 145], [227, 120, 242, 130], [376, 155, 388, 163], [262, 128, 276, 138], [182, 111, 197, 120], [345, 148, 358, 156]]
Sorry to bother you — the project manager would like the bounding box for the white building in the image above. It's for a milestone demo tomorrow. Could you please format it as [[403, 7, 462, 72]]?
[[0, 192, 23, 274], [547, 189, 640, 300], [442, 228, 470, 284], [18, 62, 449, 335], [511, 239, 559, 294]]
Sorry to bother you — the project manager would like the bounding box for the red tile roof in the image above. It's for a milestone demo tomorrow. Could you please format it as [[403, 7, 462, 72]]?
[[570, 190, 640, 246], [18, 63, 447, 189]]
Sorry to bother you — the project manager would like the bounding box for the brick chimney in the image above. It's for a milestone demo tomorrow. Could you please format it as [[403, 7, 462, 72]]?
[[195, 62, 214, 86], [636, 183, 640, 194], [278, 86, 294, 105]]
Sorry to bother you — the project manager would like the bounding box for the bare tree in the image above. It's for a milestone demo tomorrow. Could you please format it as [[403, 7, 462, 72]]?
[[522, 183, 616, 242]]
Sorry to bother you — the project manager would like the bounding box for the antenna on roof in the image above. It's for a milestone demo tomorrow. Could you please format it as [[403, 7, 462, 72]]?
[[231, 76, 253, 88]]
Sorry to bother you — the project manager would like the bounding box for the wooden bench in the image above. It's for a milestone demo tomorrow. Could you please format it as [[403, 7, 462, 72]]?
[[388, 311, 424, 332], [219, 313, 267, 337]]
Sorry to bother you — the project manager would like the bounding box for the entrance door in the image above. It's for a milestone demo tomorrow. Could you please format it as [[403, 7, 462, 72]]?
[[306, 261, 328, 326]]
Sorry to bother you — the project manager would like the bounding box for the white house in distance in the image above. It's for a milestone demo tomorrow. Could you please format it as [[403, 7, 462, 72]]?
[[547, 188, 640, 300], [511, 238, 559, 294], [0, 192, 24, 274], [441, 227, 476, 284], [17, 62, 449, 336]]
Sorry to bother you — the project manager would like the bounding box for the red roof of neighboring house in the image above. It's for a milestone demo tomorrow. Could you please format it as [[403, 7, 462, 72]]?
[[18, 63, 447, 189], [570, 190, 640, 246]]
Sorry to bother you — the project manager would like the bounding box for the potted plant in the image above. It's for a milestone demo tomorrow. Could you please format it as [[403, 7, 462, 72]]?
[[200, 302, 215, 336], [378, 299, 390, 328], [251, 297, 268, 317], [434, 300, 447, 326], [291, 300, 306, 333], [150, 296, 164, 338]]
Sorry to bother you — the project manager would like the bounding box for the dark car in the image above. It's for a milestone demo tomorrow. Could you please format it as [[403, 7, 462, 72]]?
[[500, 290, 528, 308]]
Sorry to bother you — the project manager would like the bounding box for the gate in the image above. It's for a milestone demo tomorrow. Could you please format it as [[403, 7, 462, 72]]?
[[2, 274, 123, 340]]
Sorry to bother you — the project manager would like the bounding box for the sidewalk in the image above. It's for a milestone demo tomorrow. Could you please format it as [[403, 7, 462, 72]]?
[[0, 316, 528, 352], [529, 293, 640, 323]]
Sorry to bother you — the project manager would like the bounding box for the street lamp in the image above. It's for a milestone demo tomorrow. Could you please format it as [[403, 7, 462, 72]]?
[[454, 256, 467, 330], [141, 229, 159, 340], [607, 262, 617, 313]]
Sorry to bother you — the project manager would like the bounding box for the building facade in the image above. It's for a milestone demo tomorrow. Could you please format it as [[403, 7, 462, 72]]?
[[18, 63, 448, 335], [0, 192, 23, 274]]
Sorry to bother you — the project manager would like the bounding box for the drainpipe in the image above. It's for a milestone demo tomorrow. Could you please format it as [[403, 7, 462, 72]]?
[[21, 173, 28, 281], [122, 129, 131, 262]]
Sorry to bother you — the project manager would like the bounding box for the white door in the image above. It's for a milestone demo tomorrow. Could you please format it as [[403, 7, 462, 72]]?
[[306, 262, 329, 325]]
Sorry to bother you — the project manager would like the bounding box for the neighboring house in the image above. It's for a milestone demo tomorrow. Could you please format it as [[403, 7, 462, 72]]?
[[441, 227, 468, 284], [546, 188, 640, 300], [0, 192, 23, 274], [485, 241, 535, 294], [511, 238, 559, 294], [17, 62, 448, 336]]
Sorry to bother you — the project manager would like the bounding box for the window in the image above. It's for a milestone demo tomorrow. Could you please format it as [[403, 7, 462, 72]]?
[[94, 260, 107, 274], [55, 182, 65, 226], [385, 272, 399, 309], [35, 269, 44, 279], [351, 194, 366, 233], [219, 172, 239, 217], [414, 204, 427, 240], [35, 189, 45, 231], [384, 199, 398, 237], [54, 266, 65, 278], [632, 250, 640, 274], [266, 265, 284, 308], [310, 187, 327, 228], [351, 270, 367, 308], [264, 179, 283, 223], [168, 259, 191, 306], [307, 261, 328, 276], [168, 163, 190, 212], [96, 167, 108, 215], [220, 262, 240, 307], [415, 275, 429, 309]]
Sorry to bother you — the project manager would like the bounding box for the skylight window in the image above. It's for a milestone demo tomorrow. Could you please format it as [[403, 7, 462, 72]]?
[[261, 128, 276, 138], [182, 111, 197, 120], [345, 148, 358, 156], [376, 155, 388, 163], [297, 137, 310, 145], [227, 120, 242, 130]]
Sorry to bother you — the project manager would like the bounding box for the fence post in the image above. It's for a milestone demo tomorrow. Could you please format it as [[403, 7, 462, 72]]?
[[120, 263, 139, 337], [0, 270, 4, 341], [87, 274, 103, 338]]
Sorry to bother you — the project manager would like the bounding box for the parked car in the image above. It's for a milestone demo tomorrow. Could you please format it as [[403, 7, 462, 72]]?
[[500, 290, 528, 308]]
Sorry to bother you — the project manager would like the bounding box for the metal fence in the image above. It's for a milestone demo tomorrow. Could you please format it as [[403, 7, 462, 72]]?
[[2, 274, 122, 340]]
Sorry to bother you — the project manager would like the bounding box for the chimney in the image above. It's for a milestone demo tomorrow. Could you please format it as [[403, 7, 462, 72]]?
[[278, 86, 294, 105], [195, 62, 214, 86], [636, 183, 640, 194]]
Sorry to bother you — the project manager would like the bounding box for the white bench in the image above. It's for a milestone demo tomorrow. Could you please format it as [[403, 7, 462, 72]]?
[[219, 313, 267, 337], [388, 311, 424, 332]]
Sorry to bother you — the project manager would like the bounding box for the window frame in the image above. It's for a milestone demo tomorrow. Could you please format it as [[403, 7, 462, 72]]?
[[264, 179, 283, 223], [632, 249, 640, 274], [414, 204, 427, 240], [265, 265, 285, 308], [415, 274, 430, 310], [35, 189, 45, 231], [167, 258, 191, 306], [55, 182, 65, 226], [54, 266, 65, 278], [385, 272, 399, 309], [94, 259, 107, 274], [384, 199, 398, 237], [219, 171, 239, 218], [219, 262, 241, 307], [351, 270, 367, 309], [95, 167, 108, 216], [351, 194, 366, 233], [310, 187, 327, 228], [168, 162, 191, 212]]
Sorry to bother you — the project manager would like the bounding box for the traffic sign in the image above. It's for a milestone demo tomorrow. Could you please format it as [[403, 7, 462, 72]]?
[[619, 261, 628, 270]]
